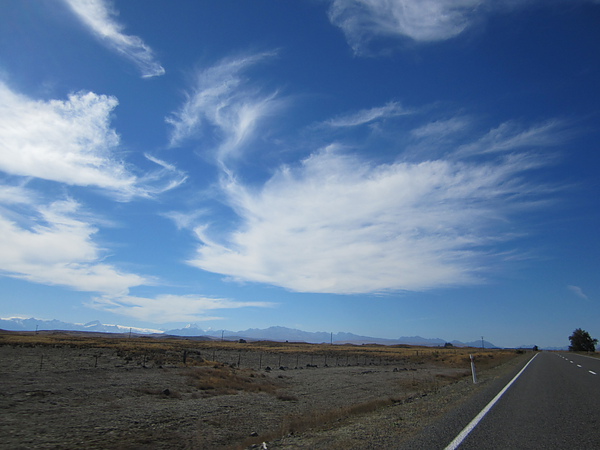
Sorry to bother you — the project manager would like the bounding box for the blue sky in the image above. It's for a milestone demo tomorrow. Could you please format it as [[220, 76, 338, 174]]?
[[0, 0, 599, 348]]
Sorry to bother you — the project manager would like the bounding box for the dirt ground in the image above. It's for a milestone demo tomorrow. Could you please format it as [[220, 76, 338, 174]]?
[[0, 341, 520, 449]]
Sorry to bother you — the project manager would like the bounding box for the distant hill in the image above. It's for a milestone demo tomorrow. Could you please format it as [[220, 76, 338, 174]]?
[[0, 317, 505, 348], [163, 324, 499, 348], [0, 317, 161, 335]]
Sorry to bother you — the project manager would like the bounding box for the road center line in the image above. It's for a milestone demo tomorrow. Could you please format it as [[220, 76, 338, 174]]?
[[590, 371, 597, 375], [444, 353, 539, 450]]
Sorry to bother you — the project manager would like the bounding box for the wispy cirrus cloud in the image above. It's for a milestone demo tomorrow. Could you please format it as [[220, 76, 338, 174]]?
[[0, 184, 269, 322], [0, 82, 185, 200], [187, 110, 561, 294], [163, 54, 568, 296], [0, 191, 147, 295], [410, 117, 471, 139], [91, 293, 275, 323], [325, 101, 411, 127], [328, 0, 483, 53], [62, 0, 165, 78], [568, 285, 590, 301], [166, 52, 285, 166], [327, 0, 587, 55], [456, 120, 568, 156], [328, 0, 600, 55]]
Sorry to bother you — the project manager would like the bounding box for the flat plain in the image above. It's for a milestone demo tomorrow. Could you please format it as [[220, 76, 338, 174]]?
[[0, 331, 523, 449]]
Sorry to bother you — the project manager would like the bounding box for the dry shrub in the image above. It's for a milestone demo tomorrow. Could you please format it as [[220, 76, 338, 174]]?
[[276, 393, 299, 402], [185, 365, 279, 397], [137, 387, 182, 399], [395, 371, 468, 395], [435, 371, 470, 381], [236, 396, 404, 449]]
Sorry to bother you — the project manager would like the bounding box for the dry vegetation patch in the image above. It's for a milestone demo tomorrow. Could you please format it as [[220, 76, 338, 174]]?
[[185, 364, 280, 396], [0, 330, 523, 449]]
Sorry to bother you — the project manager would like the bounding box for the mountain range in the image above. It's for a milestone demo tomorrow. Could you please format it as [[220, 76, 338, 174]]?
[[164, 323, 501, 348], [0, 317, 509, 348], [0, 317, 162, 335]]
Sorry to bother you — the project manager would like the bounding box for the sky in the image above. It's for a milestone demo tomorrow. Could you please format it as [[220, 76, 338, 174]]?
[[0, 0, 599, 348]]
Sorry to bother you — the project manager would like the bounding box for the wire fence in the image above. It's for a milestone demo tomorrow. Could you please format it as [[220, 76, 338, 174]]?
[[0, 345, 411, 374]]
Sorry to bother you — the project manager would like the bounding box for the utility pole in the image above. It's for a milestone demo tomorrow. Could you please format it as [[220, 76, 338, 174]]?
[[481, 336, 484, 349]]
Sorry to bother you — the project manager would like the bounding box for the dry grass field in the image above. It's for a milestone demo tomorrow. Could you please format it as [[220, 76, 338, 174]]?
[[0, 330, 523, 449]]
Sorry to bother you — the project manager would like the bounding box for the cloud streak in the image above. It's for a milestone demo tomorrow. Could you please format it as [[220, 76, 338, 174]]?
[[568, 285, 589, 301], [325, 101, 411, 127], [91, 294, 275, 323], [0, 191, 147, 295], [328, 0, 482, 53], [327, 0, 577, 54], [166, 52, 284, 166], [62, 0, 165, 78]]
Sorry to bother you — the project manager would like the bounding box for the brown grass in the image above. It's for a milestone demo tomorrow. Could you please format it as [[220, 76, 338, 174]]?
[[1, 330, 526, 449], [184, 364, 279, 397], [0, 330, 518, 369], [234, 395, 409, 449]]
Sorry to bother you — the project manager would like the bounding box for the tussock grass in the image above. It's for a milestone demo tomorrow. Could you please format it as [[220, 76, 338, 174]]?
[[185, 365, 279, 397], [234, 396, 406, 449], [0, 330, 519, 373]]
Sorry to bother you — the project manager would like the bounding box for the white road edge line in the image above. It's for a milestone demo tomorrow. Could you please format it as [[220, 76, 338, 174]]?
[[444, 353, 539, 450]]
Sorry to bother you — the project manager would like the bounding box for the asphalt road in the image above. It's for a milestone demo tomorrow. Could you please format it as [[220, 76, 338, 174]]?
[[400, 351, 600, 449], [454, 351, 600, 449]]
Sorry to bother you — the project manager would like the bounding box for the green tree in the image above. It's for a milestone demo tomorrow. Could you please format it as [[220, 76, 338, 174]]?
[[568, 328, 598, 352]]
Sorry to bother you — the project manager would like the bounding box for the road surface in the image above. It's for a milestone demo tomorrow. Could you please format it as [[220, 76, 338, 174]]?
[[454, 351, 600, 448], [402, 351, 600, 449]]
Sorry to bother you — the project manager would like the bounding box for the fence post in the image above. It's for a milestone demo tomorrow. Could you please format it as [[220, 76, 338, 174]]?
[[470, 354, 478, 384]]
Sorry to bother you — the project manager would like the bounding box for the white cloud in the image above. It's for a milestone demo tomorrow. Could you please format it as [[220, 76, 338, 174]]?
[[325, 101, 411, 127], [91, 294, 275, 323], [62, 0, 164, 78], [164, 56, 564, 296], [568, 285, 590, 301], [163, 210, 208, 231], [456, 120, 567, 156], [0, 192, 147, 294], [188, 128, 554, 294], [327, 0, 564, 54], [166, 52, 284, 165], [410, 117, 471, 139], [328, 0, 483, 53], [0, 82, 185, 200]]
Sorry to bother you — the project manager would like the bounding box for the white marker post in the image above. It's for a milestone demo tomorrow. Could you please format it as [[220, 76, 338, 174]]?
[[470, 354, 478, 384]]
